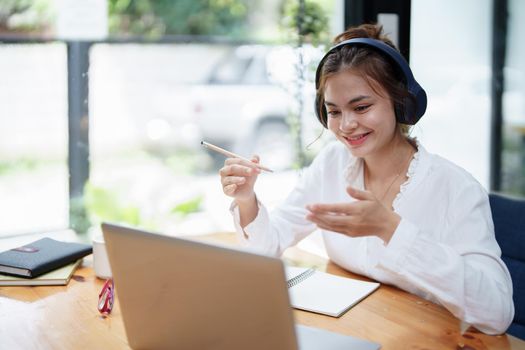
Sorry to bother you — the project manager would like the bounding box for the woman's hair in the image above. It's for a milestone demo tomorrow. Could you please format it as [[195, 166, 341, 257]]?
[[317, 23, 413, 135]]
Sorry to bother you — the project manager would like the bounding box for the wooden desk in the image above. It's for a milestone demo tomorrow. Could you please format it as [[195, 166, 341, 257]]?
[[0, 233, 524, 350]]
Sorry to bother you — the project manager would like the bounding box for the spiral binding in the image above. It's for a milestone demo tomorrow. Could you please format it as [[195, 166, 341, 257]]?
[[287, 268, 315, 288]]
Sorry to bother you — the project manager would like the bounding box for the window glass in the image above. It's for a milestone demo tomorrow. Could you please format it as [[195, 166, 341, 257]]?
[[0, 43, 69, 236], [501, 0, 525, 195], [411, 0, 492, 188], [209, 51, 253, 84], [0, 0, 336, 237], [88, 1, 335, 236]]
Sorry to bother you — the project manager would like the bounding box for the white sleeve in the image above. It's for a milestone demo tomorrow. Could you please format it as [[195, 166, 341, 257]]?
[[377, 183, 514, 335], [229, 149, 329, 257]]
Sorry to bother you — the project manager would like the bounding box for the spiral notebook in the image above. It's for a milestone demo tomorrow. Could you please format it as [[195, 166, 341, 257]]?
[[285, 266, 380, 317]]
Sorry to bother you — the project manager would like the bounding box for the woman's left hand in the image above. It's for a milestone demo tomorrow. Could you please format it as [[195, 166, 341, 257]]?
[[306, 186, 401, 244]]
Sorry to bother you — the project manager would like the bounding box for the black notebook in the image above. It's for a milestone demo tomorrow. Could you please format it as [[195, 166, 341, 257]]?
[[0, 238, 92, 278]]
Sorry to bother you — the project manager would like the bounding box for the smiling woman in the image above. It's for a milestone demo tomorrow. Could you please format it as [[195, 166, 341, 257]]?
[[322, 68, 415, 210], [217, 23, 515, 335]]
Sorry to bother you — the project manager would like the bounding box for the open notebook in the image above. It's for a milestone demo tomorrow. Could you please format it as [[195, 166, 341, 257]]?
[[285, 267, 380, 317]]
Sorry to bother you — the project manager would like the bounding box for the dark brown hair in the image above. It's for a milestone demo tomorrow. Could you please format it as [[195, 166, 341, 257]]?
[[317, 24, 413, 134]]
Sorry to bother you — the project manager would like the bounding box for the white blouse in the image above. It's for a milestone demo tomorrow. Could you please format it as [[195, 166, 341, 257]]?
[[230, 141, 514, 335]]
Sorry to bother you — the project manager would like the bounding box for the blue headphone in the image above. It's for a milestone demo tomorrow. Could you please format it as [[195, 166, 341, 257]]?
[[315, 38, 427, 126]]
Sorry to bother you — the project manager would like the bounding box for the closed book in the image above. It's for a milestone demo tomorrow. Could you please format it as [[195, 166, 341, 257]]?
[[0, 260, 82, 286], [285, 266, 380, 317], [0, 238, 92, 278]]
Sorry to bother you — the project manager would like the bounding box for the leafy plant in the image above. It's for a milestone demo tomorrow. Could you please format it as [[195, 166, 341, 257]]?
[[280, 0, 329, 168], [170, 194, 204, 217], [0, 0, 53, 33], [82, 181, 205, 232], [0, 157, 38, 175], [108, 0, 257, 38], [83, 182, 141, 227], [280, 0, 330, 46]]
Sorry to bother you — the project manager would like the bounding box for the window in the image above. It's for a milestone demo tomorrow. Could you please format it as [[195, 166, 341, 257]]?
[[411, 0, 492, 188], [0, 43, 69, 236], [0, 0, 339, 237], [501, 0, 525, 195]]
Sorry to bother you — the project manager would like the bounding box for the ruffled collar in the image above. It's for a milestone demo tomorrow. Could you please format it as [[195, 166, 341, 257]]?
[[393, 140, 422, 207], [343, 140, 423, 206]]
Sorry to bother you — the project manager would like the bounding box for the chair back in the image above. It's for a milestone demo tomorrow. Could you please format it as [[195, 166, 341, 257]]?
[[489, 193, 525, 339]]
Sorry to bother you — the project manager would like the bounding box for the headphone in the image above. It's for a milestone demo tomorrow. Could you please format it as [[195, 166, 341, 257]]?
[[315, 38, 427, 126]]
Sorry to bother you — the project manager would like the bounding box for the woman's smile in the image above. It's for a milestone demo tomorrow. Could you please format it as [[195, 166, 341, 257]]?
[[342, 131, 372, 146]]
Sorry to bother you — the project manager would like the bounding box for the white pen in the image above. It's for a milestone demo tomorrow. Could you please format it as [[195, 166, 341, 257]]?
[[201, 140, 274, 173]]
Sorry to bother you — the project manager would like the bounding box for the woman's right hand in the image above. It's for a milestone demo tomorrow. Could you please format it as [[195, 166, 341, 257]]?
[[219, 156, 261, 204]]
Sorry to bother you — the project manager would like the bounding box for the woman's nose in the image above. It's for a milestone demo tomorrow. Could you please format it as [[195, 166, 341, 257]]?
[[340, 113, 358, 132]]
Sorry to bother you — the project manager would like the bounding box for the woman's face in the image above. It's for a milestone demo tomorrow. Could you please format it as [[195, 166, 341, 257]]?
[[324, 69, 399, 158]]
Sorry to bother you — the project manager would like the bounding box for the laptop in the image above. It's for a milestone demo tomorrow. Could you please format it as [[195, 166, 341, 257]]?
[[101, 222, 380, 350]]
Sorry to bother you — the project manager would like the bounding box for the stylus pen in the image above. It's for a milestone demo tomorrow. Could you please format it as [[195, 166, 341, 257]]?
[[201, 141, 274, 173]]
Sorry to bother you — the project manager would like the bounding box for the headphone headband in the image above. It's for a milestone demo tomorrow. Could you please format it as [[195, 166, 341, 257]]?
[[315, 37, 427, 126]]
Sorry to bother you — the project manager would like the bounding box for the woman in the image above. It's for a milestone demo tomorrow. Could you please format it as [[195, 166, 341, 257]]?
[[218, 24, 514, 334]]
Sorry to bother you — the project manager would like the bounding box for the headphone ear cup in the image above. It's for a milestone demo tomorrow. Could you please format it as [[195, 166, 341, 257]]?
[[315, 93, 328, 128], [394, 102, 405, 124], [396, 89, 427, 125], [412, 88, 428, 124], [395, 96, 418, 125]]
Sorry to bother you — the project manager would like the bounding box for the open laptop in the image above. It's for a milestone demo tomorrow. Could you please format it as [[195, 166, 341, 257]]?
[[101, 222, 380, 350]]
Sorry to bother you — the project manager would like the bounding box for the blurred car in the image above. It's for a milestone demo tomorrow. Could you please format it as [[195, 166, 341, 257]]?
[[189, 44, 326, 170]]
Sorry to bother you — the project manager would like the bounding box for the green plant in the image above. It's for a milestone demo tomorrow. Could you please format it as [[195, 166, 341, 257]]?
[[280, 0, 330, 46], [108, 0, 257, 38], [280, 0, 329, 169], [0, 157, 38, 175], [170, 194, 204, 218], [0, 0, 54, 33], [83, 182, 141, 227], [83, 181, 205, 231]]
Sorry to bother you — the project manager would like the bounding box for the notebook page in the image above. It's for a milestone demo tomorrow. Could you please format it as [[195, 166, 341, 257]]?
[[287, 270, 380, 317]]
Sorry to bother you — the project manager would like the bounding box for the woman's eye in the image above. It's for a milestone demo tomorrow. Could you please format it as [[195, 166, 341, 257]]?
[[327, 110, 340, 118], [355, 105, 371, 112]]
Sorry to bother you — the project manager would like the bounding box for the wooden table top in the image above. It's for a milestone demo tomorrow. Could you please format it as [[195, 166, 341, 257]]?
[[0, 232, 524, 350]]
